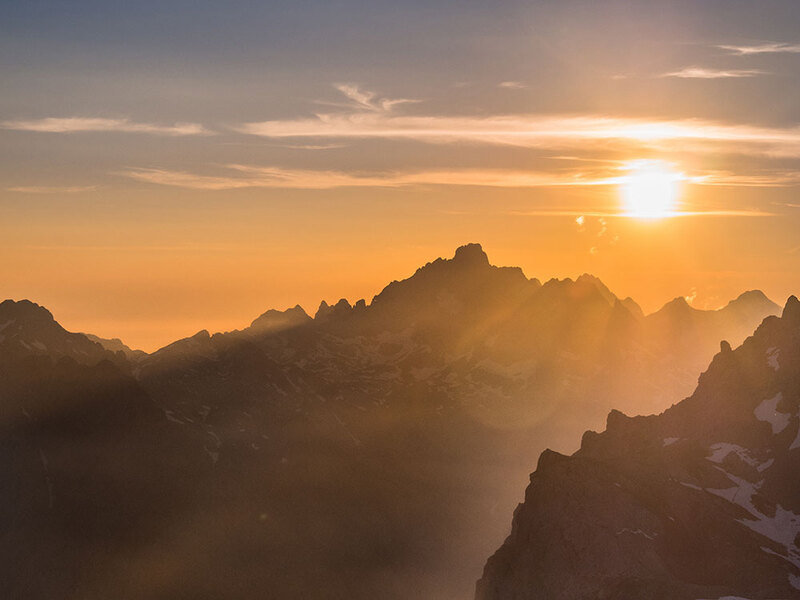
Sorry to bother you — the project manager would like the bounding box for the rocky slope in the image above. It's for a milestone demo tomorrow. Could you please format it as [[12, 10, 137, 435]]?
[[476, 296, 800, 600], [0, 352, 210, 598]]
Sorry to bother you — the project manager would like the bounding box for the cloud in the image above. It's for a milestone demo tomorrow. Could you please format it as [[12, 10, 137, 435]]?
[[317, 84, 419, 113], [120, 164, 630, 191], [121, 165, 778, 218], [718, 42, 800, 55], [118, 162, 800, 194], [499, 81, 527, 89], [237, 101, 800, 158], [510, 209, 775, 218], [6, 185, 98, 194], [690, 170, 800, 187], [281, 143, 347, 150], [660, 67, 766, 79], [0, 117, 211, 135]]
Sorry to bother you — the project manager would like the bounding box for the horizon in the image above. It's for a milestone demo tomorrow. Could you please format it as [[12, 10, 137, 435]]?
[[4, 241, 792, 353]]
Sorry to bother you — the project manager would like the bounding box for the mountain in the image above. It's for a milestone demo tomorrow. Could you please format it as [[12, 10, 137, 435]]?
[[249, 304, 312, 334], [0, 245, 786, 600], [125, 244, 780, 599], [0, 299, 122, 366], [83, 333, 147, 361], [476, 296, 800, 600], [0, 349, 211, 598]]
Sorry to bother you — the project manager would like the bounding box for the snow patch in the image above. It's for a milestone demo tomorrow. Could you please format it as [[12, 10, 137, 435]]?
[[757, 459, 775, 472], [696, 597, 757, 600], [706, 443, 773, 472], [164, 410, 185, 425], [706, 468, 800, 569], [791, 425, 800, 451], [766, 347, 781, 371], [615, 528, 656, 540], [754, 393, 790, 434], [790, 573, 800, 591], [663, 437, 680, 447], [205, 448, 219, 464]]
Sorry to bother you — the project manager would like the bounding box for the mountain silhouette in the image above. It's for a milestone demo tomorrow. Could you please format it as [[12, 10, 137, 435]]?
[[0, 299, 122, 366]]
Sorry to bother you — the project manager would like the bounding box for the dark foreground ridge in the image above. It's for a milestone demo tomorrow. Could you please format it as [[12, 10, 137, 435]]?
[[477, 296, 800, 600]]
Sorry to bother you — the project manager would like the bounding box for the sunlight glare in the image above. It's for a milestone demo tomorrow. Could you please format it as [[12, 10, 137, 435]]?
[[620, 160, 683, 219]]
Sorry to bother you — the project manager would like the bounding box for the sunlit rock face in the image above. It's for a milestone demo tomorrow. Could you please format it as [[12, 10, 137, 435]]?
[[476, 296, 800, 600]]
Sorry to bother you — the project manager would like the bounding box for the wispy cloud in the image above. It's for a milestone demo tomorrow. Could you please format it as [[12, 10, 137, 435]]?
[[661, 67, 766, 79], [118, 163, 800, 192], [316, 84, 419, 113], [120, 165, 625, 191], [691, 170, 800, 187], [510, 209, 775, 218], [237, 87, 800, 157], [499, 81, 527, 89], [6, 185, 98, 194], [281, 143, 347, 150], [718, 42, 800, 55], [0, 117, 211, 135]]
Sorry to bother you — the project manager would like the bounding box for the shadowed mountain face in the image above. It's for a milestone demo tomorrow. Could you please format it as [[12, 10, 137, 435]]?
[[0, 355, 211, 599], [477, 297, 800, 600], [0, 300, 122, 366], [0, 245, 785, 600]]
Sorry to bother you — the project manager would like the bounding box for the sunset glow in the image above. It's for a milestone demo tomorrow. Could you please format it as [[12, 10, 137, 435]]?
[[3, 3, 800, 600], [620, 161, 683, 219], [1, 1, 799, 351]]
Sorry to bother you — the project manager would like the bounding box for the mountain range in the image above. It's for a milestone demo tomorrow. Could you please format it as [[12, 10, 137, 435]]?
[[0, 244, 788, 600]]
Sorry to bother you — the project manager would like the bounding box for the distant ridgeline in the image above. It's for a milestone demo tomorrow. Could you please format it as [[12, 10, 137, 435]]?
[[0, 245, 788, 600]]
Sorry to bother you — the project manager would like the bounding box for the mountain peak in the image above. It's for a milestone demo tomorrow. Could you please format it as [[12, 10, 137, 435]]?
[[731, 289, 768, 304], [315, 298, 352, 320], [452, 243, 489, 267], [0, 298, 55, 323], [659, 296, 694, 314], [250, 305, 311, 333], [576, 273, 618, 306], [725, 289, 780, 313], [783, 294, 800, 322]]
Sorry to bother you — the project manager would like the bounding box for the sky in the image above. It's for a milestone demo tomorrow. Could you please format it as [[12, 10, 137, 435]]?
[[1, 0, 799, 351]]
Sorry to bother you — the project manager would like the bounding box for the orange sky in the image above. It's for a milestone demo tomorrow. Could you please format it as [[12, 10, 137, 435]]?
[[2, 180, 797, 351]]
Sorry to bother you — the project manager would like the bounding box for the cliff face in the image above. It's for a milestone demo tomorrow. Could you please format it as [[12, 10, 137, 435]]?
[[477, 297, 800, 600]]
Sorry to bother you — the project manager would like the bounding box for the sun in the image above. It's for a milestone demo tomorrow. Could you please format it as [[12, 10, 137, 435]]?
[[620, 160, 683, 219]]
